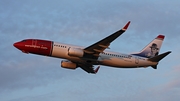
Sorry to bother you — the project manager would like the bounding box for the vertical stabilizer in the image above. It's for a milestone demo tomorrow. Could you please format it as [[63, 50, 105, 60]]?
[[132, 35, 165, 58]]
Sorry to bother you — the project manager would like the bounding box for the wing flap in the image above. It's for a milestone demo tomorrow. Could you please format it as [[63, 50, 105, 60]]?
[[99, 44, 110, 49]]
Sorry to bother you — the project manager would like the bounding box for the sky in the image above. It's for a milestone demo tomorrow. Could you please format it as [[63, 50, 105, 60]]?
[[0, 0, 180, 101]]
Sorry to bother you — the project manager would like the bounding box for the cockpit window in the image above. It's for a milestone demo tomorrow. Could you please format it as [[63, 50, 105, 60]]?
[[21, 40, 26, 42]]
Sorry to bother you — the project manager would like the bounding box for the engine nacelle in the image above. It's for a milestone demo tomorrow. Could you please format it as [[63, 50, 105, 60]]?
[[68, 48, 84, 57], [61, 60, 77, 69]]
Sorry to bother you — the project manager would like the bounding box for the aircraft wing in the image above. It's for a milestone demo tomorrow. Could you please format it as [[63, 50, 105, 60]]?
[[83, 21, 130, 59], [77, 21, 130, 73], [72, 21, 130, 74], [78, 63, 100, 74]]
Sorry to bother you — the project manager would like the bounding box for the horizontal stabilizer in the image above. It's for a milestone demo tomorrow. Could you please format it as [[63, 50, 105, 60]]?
[[148, 51, 171, 62], [151, 65, 157, 69]]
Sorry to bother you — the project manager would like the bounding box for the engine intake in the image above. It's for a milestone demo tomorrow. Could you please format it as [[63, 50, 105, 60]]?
[[68, 48, 84, 57], [61, 60, 77, 69]]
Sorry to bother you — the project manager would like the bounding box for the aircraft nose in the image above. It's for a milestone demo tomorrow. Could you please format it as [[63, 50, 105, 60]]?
[[13, 42, 18, 48], [13, 42, 22, 49]]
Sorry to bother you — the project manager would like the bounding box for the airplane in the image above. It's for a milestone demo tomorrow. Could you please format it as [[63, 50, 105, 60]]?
[[13, 21, 171, 74]]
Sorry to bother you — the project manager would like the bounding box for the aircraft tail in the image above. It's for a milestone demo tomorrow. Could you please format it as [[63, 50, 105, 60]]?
[[148, 51, 171, 62], [149, 51, 171, 69], [132, 35, 165, 58]]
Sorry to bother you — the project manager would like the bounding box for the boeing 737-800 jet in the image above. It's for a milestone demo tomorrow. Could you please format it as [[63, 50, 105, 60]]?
[[13, 21, 171, 74]]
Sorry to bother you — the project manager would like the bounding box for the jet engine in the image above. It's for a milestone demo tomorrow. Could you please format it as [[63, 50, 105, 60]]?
[[68, 48, 84, 57], [61, 60, 77, 69]]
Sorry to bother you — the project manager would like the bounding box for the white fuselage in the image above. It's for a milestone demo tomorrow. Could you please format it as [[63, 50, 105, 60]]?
[[13, 21, 170, 73], [51, 42, 157, 68]]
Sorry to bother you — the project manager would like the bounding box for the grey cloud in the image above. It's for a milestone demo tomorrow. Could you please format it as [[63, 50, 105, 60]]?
[[0, 58, 63, 92]]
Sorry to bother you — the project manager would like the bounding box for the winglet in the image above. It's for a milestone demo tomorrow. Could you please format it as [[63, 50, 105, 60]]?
[[122, 21, 131, 31], [94, 66, 100, 74]]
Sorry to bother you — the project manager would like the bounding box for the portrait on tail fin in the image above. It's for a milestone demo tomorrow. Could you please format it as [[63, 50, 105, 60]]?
[[131, 35, 164, 58], [146, 43, 159, 58]]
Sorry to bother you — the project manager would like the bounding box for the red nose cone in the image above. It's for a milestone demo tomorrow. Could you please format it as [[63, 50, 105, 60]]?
[[13, 42, 18, 48], [13, 42, 22, 50]]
